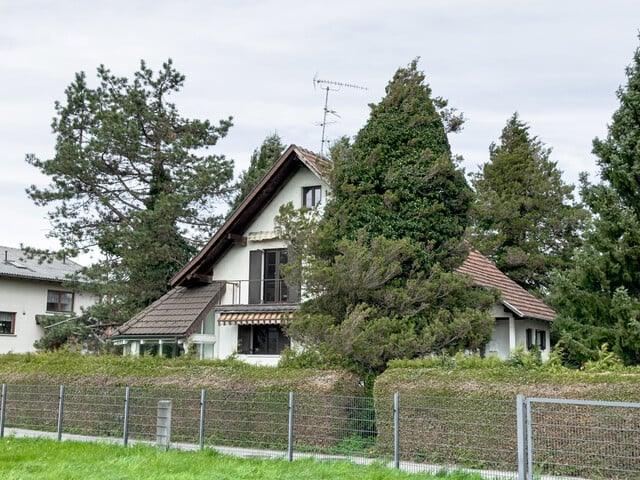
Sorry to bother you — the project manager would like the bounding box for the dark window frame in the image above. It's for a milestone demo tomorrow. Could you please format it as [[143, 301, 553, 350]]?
[[237, 324, 291, 355], [302, 185, 322, 208], [47, 290, 74, 313], [535, 329, 547, 351], [0, 311, 16, 335], [263, 249, 289, 303]]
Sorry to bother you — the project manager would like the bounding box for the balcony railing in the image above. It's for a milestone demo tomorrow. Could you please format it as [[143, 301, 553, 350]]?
[[219, 279, 300, 305]]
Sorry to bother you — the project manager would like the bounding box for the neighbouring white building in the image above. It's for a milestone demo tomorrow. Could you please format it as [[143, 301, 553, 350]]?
[[111, 145, 555, 364], [0, 246, 95, 354]]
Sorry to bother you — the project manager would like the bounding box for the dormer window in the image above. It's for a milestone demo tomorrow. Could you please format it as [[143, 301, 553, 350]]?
[[302, 186, 321, 208]]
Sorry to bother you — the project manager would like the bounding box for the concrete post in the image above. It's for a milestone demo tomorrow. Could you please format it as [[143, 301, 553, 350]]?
[[157, 400, 172, 450]]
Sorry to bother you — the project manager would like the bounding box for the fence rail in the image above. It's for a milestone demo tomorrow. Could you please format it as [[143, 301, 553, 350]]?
[[1, 383, 638, 480]]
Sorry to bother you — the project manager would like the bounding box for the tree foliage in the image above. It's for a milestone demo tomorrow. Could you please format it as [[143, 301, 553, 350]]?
[[550, 40, 640, 365], [469, 113, 588, 295], [229, 132, 285, 212], [278, 60, 497, 377], [26, 60, 235, 326]]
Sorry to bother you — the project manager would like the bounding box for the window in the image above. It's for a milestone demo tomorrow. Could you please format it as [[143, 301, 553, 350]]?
[[47, 290, 74, 313], [525, 328, 533, 350], [0, 312, 15, 335], [237, 325, 290, 355], [302, 186, 321, 208], [249, 249, 299, 304], [535, 329, 547, 351], [264, 249, 288, 302]]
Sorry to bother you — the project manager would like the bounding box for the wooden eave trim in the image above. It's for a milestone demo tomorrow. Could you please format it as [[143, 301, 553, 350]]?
[[171, 145, 311, 287]]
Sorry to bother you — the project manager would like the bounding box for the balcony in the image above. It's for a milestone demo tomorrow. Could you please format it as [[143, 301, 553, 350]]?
[[218, 279, 300, 306]]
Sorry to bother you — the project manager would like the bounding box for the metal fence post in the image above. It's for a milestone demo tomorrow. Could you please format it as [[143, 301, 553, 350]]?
[[287, 391, 294, 462], [516, 394, 526, 480], [526, 398, 533, 480], [199, 388, 206, 450], [123, 386, 131, 446], [0, 384, 6, 439], [393, 392, 400, 469], [57, 385, 65, 441]]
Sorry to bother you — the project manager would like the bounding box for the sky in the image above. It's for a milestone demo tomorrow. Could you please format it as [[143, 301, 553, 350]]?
[[2, 0, 640, 264]]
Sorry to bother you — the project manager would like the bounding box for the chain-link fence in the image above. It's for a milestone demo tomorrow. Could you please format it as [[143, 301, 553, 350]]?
[[1, 383, 639, 479]]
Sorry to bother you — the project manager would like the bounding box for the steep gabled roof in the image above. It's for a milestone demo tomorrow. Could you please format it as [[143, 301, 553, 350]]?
[[0, 246, 83, 283], [171, 145, 329, 287], [456, 249, 555, 322], [112, 282, 225, 338]]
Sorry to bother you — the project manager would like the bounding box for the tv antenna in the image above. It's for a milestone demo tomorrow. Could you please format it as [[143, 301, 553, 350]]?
[[313, 75, 367, 155]]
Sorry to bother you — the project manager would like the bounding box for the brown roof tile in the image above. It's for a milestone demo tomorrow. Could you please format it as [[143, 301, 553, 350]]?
[[456, 249, 556, 322], [112, 282, 225, 338]]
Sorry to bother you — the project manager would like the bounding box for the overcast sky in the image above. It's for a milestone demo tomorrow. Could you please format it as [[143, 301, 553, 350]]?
[[2, 1, 640, 263]]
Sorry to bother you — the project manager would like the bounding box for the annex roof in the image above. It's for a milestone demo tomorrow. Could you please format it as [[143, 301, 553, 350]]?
[[0, 246, 83, 283], [171, 145, 329, 287], [456, 249, 556, 322], [111, 282, 225, 338]]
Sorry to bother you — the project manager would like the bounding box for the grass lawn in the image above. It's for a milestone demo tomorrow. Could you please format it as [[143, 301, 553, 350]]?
[[0, 437, 485, 480]]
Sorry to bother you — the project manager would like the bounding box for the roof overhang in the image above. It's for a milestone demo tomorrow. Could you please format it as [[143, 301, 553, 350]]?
[[170, 145, 329, 288]]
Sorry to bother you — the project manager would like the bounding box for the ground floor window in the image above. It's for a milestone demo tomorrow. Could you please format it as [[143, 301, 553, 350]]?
[[237, 325, 290, 355], [0, 312, 15, 334], [139, 341, 183, 358]]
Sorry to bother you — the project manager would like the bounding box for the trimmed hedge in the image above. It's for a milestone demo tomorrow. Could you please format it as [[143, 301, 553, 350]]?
[[0, 352, 363, 450]]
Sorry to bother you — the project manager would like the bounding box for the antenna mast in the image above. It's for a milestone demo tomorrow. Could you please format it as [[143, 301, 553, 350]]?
[[313, 75, 367, 155]]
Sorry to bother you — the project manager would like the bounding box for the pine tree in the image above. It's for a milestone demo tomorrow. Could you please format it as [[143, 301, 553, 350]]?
[[550, 39, 640, 365], [470, 113, 587, 295], [26, 60, 235, 327]]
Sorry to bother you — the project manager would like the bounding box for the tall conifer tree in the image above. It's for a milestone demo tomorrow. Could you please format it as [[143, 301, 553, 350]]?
[[470, 113, 587, 295], [280, 60, 496, 376], [26, 60, 235, 327], [551, 40, 640, 365]]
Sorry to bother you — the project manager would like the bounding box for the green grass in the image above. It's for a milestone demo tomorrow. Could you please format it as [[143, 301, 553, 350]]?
[[0, 437, 484, 480]]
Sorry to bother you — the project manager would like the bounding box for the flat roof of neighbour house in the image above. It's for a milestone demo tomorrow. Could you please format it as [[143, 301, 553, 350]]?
[[111, 282, 225, 339], [456, 249, 556, 322], [171, 145, 330, 288], [0, 246, 83, 283]]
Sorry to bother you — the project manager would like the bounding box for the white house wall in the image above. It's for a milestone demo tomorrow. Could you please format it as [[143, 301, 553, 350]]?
[[484, 304, 551, 360], [214, 167, 327, 306], [0, 277, 94, 354], [206, 167, 326, 363]]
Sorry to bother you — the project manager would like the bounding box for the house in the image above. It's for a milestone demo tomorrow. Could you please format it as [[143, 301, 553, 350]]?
[[111, 145, 555, 363], [456, 249, 555, 361], [0, 246, 95, 354], [111, 145, 329, 364]]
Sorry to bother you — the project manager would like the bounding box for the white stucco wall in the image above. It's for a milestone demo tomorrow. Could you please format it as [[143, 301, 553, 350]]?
[[484, 304, 551, 360], [214, 167, 327, 306], [0, 277, 95, 354], [209, 167, 326, 362]]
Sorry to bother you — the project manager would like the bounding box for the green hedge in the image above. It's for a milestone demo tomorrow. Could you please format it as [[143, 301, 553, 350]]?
[[373, 356, 640, 474], [0, 352, 363, 450]]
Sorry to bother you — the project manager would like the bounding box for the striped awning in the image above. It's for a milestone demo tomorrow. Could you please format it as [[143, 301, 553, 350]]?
[[218, 311, 293, 326]]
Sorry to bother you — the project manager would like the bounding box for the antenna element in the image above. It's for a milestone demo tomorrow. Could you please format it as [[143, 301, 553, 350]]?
[[313, 75, 367, 154]]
